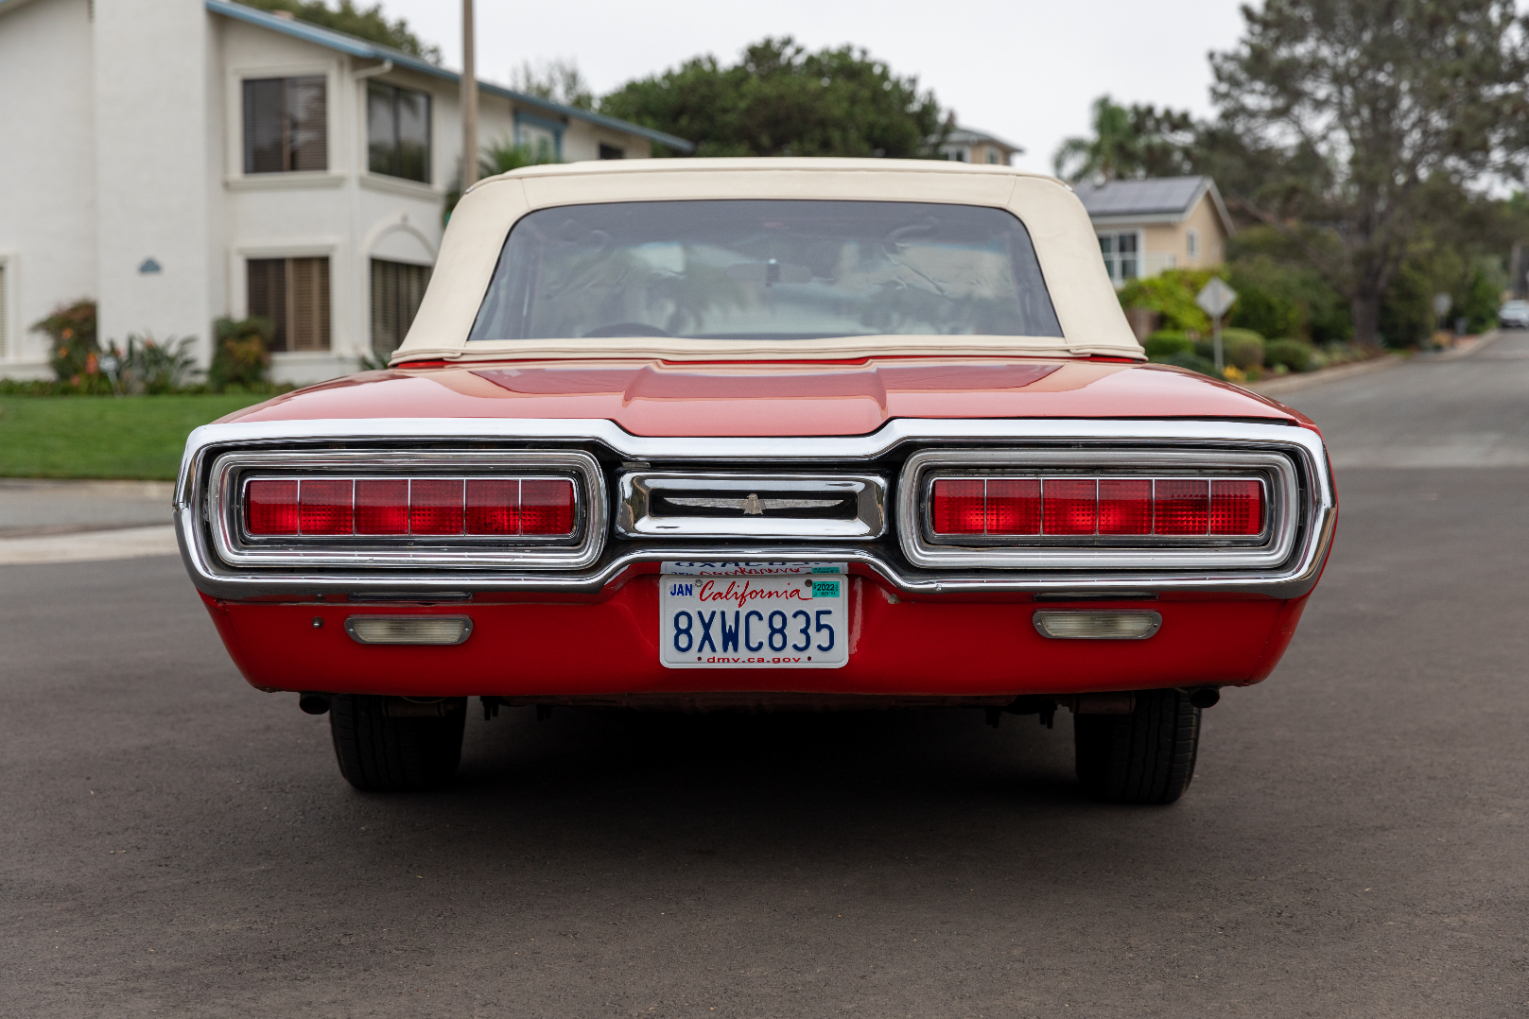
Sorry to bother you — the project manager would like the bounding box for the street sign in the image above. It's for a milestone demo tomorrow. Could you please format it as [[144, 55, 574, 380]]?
[[1196, 278, 1238, 319], [1195, 278, 1238, 376], [1432, 292, 1453, 317]]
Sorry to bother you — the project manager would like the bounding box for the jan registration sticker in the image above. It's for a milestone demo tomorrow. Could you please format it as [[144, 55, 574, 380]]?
[[659, 573, 849, 669]]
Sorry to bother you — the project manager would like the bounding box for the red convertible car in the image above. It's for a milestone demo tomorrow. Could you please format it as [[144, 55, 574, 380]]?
[[175, 159, 1336, 803]]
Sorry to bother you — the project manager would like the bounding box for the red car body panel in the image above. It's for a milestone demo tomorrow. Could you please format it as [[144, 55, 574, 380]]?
[[221, 358, 1309, 436], [201, 580, 1307, 698], [193, 357, 1331, 700]]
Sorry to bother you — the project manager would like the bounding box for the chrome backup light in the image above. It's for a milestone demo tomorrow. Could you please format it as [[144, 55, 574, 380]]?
[[345, 616, 473, 645], [1033, 611, 1161, 640]]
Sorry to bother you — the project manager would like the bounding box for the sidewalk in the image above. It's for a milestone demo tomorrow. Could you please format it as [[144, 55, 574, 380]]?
[[0, 479, 178, 564]]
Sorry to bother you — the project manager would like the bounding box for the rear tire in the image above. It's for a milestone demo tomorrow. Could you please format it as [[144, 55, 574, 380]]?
[[1074, 688, 1200, 804], [329, 695, 466, 791]]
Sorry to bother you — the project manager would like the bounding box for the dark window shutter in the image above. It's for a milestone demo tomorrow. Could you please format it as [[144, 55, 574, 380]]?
[[246, 258, 288, 351], [243, 79, 285, 174], [598, 143, 625, 160], [289, 257, 331, 351], [367, 81, 397, 176], [288, 76, 328, 172], [396, 89, 430, 182], [370, 259, 432, 357]]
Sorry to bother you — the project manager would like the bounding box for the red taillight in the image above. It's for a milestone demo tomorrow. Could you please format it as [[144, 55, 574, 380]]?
[[521, 479, 576, 535], [1098, 479, 1152, 535], [243, 477, 576, 538], [355, 479, 408, 535], [1043, 479, 1097, 535], [931, 479, 985, 534], [928, 475, 1264, 539], [1154, 479, 1209, 535], [1210, 479, 1263, 535], [410, 479, 465, 535], [986, 478, 1040, 534], [299, 479, 352, 535], [246, 479, 299, 535], [467, 479, 519, 535]]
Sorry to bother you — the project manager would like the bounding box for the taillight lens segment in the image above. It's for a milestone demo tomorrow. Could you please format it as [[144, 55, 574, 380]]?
[[928, 476, 1264, 538], [244, 477, 577, 538]]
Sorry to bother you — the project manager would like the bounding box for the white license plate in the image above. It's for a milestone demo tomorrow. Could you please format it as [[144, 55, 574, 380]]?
[[659, 573, 849, 669]]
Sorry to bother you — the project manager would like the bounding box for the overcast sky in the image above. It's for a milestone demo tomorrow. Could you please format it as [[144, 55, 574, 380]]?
[[383, 0, 1249, 174]]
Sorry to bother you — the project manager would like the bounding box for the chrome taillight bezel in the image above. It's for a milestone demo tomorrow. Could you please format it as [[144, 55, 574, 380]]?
[[898, 448, 1301, 570], [208, 449, 606, 569]]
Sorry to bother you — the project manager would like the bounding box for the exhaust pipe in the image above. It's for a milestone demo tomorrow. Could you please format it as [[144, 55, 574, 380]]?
[[1188, 687, 1221, 710], [298, 692, 332, 715]]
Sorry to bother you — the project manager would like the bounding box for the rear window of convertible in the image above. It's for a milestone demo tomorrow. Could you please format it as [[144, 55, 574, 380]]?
[[467, 200, 1064, 342]]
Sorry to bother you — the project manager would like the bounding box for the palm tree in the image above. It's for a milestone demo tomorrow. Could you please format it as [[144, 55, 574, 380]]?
[[1053, 96, 1139, 183]]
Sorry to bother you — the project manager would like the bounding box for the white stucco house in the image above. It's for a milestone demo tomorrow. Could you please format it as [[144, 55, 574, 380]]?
[[0, 0, 692, 383]]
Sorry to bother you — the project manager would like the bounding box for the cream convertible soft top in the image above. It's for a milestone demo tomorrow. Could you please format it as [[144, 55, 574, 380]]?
[[394, 158, 1145, 364]]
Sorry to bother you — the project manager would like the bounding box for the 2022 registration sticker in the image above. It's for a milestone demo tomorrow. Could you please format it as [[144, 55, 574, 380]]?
[[659, 572, 849, 668]]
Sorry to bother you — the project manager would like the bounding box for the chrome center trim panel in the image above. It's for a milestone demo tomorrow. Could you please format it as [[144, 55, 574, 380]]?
[[616, 472, 886, 539], [174, 417, 1336, 600]]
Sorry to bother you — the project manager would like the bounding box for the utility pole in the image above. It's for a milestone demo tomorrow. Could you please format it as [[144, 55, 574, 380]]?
[[460, 0, 478, 190]]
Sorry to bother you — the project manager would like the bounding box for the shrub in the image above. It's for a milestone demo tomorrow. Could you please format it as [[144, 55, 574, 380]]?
[[1116, 268, 1224, 333], [34, 299, 109, 392], [1143, 330, 1193, 359], [116, 335, 200, 394], [210, 317, 273, 390], [1194, 327, 1266, 370], [1265, 338, 1317, 373], [1155, 350, 1218, 377]]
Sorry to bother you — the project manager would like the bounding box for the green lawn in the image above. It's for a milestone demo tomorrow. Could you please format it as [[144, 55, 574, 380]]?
[[0, 395, 275, 480]]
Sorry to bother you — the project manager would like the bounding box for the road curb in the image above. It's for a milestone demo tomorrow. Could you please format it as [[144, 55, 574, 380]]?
[[1246, 354, 1402, 397], [0, 524, 179, 566]]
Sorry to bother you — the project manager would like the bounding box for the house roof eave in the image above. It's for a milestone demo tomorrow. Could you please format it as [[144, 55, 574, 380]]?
[[205, 0, 696, 153]]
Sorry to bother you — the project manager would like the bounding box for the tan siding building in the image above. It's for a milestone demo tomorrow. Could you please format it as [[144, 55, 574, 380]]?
[[1074, 176, 1235, 286]]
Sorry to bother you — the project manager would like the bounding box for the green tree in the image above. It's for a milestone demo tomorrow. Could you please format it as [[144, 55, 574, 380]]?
[[241, 0, 440, 63], [599, 37, 947, 158], [1053, 96, 1196, 183], [442, 139, 560, 222], [1207, 0, 1529, 348], [510, 57, 594, 111]]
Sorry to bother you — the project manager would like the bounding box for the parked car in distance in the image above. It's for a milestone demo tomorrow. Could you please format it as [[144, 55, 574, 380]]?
[[1499, 300, 1529, 330], [175, 158, 1337, 804]]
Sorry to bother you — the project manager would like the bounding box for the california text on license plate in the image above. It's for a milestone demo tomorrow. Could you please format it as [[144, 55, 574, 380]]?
[[659, 573, 849, 669]]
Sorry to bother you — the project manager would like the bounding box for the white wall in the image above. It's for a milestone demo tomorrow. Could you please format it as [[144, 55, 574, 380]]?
[[93, 0, 211, 361], [0, 0, 97, 374]]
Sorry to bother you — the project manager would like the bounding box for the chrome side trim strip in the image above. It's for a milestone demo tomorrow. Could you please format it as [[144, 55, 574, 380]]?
[[174, 417, 1336, 600]]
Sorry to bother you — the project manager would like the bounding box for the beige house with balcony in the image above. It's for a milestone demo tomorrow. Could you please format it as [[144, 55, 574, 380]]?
[[1074, 176, 1234, 286]]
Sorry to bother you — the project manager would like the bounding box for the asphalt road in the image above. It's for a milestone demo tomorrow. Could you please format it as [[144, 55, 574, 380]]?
[[4, 336, 1528, 1018]]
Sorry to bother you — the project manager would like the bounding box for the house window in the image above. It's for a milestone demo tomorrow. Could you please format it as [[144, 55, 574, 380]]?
[[598, 143, 625, 160], [367, 82, 431, 182], [1098, 232, 1139, 284], [247, 257, 331, 352], [370, 258, 431, 357], [243, 76, 327, 174], [986, 149, 1000, 164], [514, 116, 560, 161], [1186, 228, 1200, 260]]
